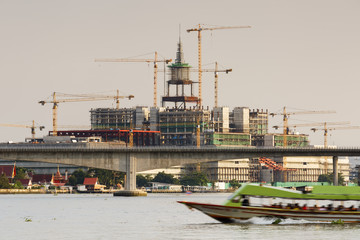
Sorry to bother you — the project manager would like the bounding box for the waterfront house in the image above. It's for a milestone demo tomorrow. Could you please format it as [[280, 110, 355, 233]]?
[[83, 177, 105, 191]]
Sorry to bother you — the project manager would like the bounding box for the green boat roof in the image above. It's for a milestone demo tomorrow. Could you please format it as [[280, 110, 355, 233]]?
[[225, 184, 360, 204]]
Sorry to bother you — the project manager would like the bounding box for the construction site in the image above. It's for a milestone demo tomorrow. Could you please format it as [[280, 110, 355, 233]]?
[[1, 25, 353, 184]]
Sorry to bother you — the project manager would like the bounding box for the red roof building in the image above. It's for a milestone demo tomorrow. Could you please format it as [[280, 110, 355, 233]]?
[[32, 174, 53, 185], [83, 177, 105, 191], [0, 164, 16, 181]]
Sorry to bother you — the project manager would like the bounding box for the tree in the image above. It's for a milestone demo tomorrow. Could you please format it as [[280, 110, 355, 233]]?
[[0, 174, 11, 189], [136, 174, 153, 187], [153, 171, 179, 184], [68, 169, 88, 186], [318, 172, 345, 185], [180, 172, 208, 186], [14, 167, 31, 181], [229, 179, 241, 189], [13, 180, 24, 189], [87, 168, 125, 187]]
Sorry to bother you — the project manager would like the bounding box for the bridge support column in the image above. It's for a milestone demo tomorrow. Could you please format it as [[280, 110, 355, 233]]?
[[114, 153, 147, 197], [333, 156, 338, 186], [125, 153, 136, 191]]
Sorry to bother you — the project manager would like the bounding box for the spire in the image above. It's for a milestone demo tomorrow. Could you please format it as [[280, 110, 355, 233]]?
[[176, 25, 185, 64]]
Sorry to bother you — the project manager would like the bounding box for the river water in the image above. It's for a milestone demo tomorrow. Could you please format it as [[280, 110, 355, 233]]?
[[1, 193, 360, 240]]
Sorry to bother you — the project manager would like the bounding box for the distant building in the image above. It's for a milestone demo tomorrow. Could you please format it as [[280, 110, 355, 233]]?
[[264, 134, 309, 147], [31, 174, 53, 185], [159, 108, 211, 146], [0, 163, 16, 182], [83, 177, 106, 191], [50, 167, 68, 186]]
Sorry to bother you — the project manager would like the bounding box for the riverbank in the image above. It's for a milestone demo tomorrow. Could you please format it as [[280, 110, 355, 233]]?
[[0, 189, 69, 194], [0, 188, 234, 194]]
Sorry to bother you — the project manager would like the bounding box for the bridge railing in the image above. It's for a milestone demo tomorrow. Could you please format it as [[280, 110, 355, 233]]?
[[1, 142, 360, 152]]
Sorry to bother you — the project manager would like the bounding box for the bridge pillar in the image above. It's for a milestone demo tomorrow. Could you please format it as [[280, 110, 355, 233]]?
[[114, 153, 146, 196], [125, 153, 136, 191], [333, 156, 338, 186]]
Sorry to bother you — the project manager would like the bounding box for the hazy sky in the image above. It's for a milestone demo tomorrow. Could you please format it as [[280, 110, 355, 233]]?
[[1, 0, 360, 146]]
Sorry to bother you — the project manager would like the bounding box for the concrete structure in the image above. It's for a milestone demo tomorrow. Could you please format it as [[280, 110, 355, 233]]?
[[0, 159, 85, 175], [264, 134, 309, 147], [232, 107, 250, 133], [159, 108, 211, 145], [204, 132, 251, 147], [150, 107, 161, 131], [1, 144, 360, 190], [138, 165, 183, 179], [135, 106, 150, 129], [202, 159, 249, 182], [199, 155, 350, 184], [90, 108, 134, 130], [273, 156, 349, 182], [213, 107, 229, 133], [249, 109, 268, 135]]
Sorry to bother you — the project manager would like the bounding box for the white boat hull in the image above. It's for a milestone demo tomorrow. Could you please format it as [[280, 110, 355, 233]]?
[[178, 201, 360, 223]]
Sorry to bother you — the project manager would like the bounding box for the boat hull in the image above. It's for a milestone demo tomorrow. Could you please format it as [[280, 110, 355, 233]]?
[[178, 201, 360, 223]]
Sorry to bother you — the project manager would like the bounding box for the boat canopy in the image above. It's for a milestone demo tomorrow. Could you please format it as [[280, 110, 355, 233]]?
[[225, 184, 360, 206]]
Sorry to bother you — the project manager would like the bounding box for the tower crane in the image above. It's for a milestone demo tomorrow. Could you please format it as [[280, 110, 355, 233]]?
[[0, 120, 45, 139], [270, 107, 336, 147], [270, 107, 335, 181], [273, 121, 350, 172], [307, 123, 360, 173], [187, 24, 251, 107], [95, 52, 172, 108], [273, 121, 350, 132], [39, 91, 134, 136], [311, 124, 360, 147]]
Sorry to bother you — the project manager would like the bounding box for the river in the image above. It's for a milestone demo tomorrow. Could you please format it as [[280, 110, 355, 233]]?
[[1, 193, 360, 239]]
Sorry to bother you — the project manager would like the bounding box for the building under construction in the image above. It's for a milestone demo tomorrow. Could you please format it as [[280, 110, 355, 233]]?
[[90, 108, 134, 130], [87, 38, 311, 148], [194, 156, 350, 183], [264, 134, 309, 147], [158, 108, 211, 145]]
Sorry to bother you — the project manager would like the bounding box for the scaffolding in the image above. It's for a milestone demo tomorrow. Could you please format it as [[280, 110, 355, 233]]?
[[204, 132, 251, 146], [264, 134, 309, 147], [249, 109, 268, 135], [162, 38, 199, 108], [90, 108, 134, 130], [159, 108, 211, 145]]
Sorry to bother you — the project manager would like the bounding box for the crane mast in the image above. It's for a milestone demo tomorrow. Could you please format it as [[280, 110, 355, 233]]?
[[187, 24, 250, 108], [0, 120, 45, 139], [311, 124, 360, 147], [95, 52, 171, 107], [270, 107, 336, 147]]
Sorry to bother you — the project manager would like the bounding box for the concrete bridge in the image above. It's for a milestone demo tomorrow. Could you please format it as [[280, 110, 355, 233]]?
[[1, 143, 360, 190]]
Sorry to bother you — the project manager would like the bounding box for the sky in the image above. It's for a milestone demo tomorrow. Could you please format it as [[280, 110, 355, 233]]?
[[0, 0, 360, 146]]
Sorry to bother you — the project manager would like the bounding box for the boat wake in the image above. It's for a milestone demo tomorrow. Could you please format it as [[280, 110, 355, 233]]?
[[233, 217, 322, 225]]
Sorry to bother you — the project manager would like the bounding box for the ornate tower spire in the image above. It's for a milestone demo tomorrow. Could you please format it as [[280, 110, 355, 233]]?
[[176, 32, 185, 64]]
